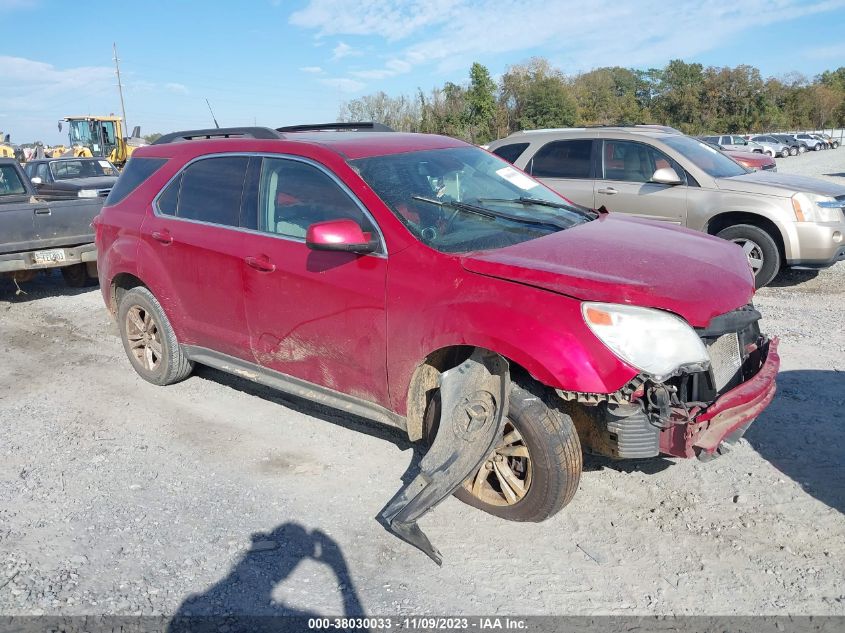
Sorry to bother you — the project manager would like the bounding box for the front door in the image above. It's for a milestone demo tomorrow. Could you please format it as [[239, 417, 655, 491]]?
[[593, 139, 688, 224], [241, 156, 390, 407]]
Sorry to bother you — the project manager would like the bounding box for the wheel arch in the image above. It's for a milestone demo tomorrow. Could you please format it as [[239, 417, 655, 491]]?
[[110, 272, 146, 316], [404, 344, 536, 442], [706, 211, 786, 263]]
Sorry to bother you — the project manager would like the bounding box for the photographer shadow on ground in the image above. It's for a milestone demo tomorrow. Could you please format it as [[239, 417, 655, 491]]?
[[168, 522, 365, 633]]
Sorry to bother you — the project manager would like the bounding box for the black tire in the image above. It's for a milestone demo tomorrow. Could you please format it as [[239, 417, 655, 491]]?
[[61, 263, 96, 288], [789, 147, 798, 156], [117, 286, 193, 386], [717, 224, 781, 289], [814, 143, 822, 151], [425, 379, 582, 522]]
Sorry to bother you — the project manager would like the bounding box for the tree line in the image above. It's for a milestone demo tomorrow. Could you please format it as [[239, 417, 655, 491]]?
[[339, 58, 845, 144]]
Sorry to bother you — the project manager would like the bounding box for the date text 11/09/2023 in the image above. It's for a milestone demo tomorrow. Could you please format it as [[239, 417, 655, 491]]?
[[307, 616, 528, 630]]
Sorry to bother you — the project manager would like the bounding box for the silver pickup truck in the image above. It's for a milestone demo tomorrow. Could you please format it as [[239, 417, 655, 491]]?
[[0, 157, 104, 287]]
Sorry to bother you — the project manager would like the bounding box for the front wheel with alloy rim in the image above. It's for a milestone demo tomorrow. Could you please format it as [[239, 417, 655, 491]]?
[[425, 380, 582, 522], [716, 224, 781, 288], [789, 147, 798, 156], [117, 286, 194, 386]]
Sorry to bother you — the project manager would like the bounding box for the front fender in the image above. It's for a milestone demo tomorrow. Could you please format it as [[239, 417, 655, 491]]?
[[386, 248, 637, 416]]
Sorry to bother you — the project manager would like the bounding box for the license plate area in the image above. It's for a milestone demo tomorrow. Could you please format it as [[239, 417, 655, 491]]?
[[32, 248, 67, 265]]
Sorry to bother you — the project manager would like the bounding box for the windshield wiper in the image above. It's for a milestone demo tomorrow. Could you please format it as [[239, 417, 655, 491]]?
[[475, 196, 597, 219], [411, 195, 574, 231]]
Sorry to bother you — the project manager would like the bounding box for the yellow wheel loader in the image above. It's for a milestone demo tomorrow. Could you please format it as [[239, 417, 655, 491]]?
[[60, 116, 145, 167]]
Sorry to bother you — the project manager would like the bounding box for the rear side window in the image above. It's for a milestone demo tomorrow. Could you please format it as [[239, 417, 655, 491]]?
[[529, 139, 593, 179], [105, 157, 167, 206], [175, 156, 249, 227], [491, 142, 530, 164]]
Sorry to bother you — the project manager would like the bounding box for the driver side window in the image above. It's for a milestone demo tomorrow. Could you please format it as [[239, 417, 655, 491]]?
[[602, 140, 681, 184], [258, 158, 374, 241]]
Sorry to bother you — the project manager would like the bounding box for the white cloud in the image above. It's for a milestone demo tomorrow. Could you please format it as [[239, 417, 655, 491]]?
[[331, 41, 360, 60], [290, 0, 455, 41], [319, 77, 365, 93], [165, 82, 189, 94], [300, 65, 324, 74], [290, 0, 845, 83], [802, 42, 845, 60]]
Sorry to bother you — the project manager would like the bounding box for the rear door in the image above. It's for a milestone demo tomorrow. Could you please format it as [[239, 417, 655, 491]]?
[[139, 155, 251, 359], [526, 139, 596, 207], [593, 139, 688, 224], [241, 155, 390, 407]]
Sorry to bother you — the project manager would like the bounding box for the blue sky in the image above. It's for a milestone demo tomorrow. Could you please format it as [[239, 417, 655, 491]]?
[[2, 0, 845, 144]]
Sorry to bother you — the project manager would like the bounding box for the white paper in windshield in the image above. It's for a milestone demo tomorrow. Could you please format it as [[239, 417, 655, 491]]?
[[496, 166, 539, 190], [98, 160, 111, 168]]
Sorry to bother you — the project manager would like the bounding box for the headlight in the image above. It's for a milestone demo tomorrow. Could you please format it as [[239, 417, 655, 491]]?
[[792, 193, 845, 222], [582, 303, 709, 381], [78, 189, 99, 198]]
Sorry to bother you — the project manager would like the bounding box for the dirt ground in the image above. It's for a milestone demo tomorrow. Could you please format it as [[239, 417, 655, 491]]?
[[1, 150, 843, 617]]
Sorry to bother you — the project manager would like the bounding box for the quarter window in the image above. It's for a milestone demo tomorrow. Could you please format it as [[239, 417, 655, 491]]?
[[176, 156, 249, 227], [258, 157, 374, 240], [529, 140, 592, 179], [491, 142, 530, 164]]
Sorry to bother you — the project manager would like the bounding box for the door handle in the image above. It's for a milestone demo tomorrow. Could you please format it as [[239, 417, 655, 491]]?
[[245, 255, 276, 273], [151, 230, 173, 245], [34, 208, 51, 215], [597, 187, 617, 195]]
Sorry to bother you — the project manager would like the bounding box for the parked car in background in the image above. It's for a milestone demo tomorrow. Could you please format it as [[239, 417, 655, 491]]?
[[489, 127, 845, 287], [701, 135, 766, 154], [810, 134, 835, 150], [770, 134, 805, 154], [95, 124, 781, 563], [749, 135, 791, 158], [23, 157, 119, 200], [700, 141, 777, 172], [0, 157, 102, 287], [793, 133, 825, 151], [819, 134, 839, 149]]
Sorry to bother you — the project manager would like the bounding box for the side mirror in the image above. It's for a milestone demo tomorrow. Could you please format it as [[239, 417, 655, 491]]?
[[650, 167, 683, 185], [30, 177, 42, 185], [306, 219, 377, 253]]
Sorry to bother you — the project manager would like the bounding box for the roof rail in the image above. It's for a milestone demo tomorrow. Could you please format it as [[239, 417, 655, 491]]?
[[152, 127, 282, 145], [276, 121, 395, 133]]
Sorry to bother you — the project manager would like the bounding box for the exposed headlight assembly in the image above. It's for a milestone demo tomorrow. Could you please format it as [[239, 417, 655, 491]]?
[[582, 302, 709, 382], [792, 193, 845, 223]]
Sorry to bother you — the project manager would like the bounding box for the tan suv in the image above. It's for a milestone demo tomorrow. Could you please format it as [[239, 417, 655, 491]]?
[[488, 127, 845, 287]]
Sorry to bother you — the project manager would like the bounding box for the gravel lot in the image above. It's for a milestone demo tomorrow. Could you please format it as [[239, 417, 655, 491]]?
[[1, 149, 843, 619]]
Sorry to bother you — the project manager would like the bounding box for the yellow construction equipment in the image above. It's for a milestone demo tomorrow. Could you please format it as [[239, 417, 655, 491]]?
[[0, 133, 14, 158], [60, 115, 145, 167]]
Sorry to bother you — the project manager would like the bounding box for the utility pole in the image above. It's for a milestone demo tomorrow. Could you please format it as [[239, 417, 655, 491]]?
[[113, 43, 128, 130]]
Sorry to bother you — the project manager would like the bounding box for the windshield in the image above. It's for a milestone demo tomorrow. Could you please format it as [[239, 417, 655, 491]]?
[[662, 135, 749, 178], [350, 147, 592, 254], [50, 159, 118, 180]]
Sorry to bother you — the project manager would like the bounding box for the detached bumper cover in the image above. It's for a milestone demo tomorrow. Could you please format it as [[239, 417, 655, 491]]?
[[660, 337, 779, 458]]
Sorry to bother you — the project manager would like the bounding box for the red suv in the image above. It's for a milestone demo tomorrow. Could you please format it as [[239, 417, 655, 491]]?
[[95, 124, 779, 563]]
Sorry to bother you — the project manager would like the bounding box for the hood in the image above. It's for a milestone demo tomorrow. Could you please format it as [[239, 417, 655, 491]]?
[[716, 171, 845, 198], [461, 214, 754, 327], [53, 176, 117, 190]]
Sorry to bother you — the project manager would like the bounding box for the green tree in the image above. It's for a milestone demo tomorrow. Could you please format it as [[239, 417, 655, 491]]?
[[143, 133, 162, 144], [464, 62, 497, 143]]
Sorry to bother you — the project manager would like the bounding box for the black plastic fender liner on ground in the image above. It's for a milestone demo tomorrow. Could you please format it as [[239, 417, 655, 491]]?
[[379, 349, 509, 565]]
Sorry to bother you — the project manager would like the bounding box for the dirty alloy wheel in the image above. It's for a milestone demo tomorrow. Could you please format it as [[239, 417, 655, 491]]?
[[717, 224, 781, 288], [425, 380, 582, 522], [61, 263, 96, 288], [117, 286, 193, 386], [789, 146, 798, 156]]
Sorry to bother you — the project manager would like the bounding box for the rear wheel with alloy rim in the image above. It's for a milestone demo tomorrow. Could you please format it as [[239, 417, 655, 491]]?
[[717, 224, 781, 288], [425, 379, 582, 522], [790, 147, 798, 156], [117, 287, 194, 385]]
